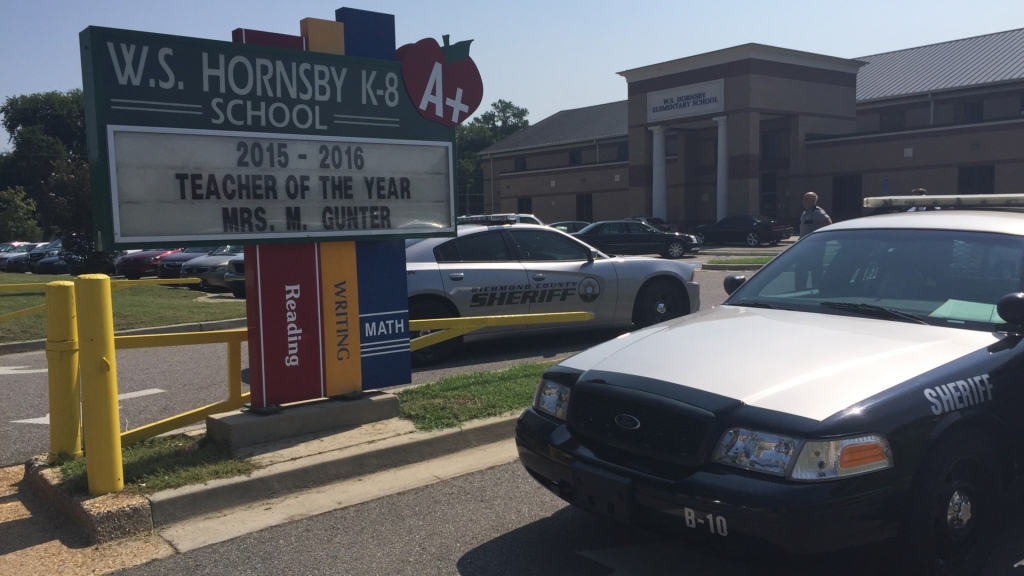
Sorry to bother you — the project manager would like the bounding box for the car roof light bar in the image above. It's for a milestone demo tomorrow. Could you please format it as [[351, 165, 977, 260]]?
[[456, 214, 518, 223], [864, 194, 1024, 208]]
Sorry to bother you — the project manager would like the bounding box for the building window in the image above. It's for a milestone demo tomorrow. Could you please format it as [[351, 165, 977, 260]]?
[[576, 194, 593, 222], [514, 157, 527, 171], [955, 101, 983, 124], [760, 130, 787, 159], [905, 107, 930, 128], [517, 197, 533, 214], [958, 165, 995, 195], [617, 143, 629, 162], [569, 149, 583, 166], [879, 109, 906, 132]]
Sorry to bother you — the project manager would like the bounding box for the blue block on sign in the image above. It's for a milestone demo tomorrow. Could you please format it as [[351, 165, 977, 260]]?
[[335, 7, 396, 61], [357, 240, 410, 388]]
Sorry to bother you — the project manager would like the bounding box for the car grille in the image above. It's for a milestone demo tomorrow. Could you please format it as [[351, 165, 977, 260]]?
[[230, 262, 244, 274], [163, 262, 182, 268], [567, 382, 713, 469], [183, 267, 209, 274]]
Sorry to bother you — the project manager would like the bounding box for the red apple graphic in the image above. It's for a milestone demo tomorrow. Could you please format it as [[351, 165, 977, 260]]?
[[397, 35, 484, 128]]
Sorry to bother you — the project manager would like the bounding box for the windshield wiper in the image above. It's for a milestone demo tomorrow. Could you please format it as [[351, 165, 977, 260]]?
[[819, 302, 930, 325], [736, 301, 791, 311]]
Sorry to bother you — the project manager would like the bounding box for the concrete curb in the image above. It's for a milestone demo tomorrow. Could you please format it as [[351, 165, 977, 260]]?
[[700, 263, 765, 271], [23, 456, 154, 544], [0, 317, 247, 355], [148, 414, 517, 527]]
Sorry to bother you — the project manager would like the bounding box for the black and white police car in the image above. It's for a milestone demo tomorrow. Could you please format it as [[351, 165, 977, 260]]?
[[517, 195, 1024, 575], [406, 216, 699, 365]]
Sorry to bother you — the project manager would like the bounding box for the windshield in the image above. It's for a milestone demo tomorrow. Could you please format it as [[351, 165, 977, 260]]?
[[183, 246, 214, 253], [728, 229, 1024, 331], [578, 223, 601, 234], [211, 245, 244, 255]]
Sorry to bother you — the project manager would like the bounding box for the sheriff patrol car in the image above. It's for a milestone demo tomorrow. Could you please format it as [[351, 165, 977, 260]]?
[[406, 219, 699, 365], [517, 195, 1024, 575]]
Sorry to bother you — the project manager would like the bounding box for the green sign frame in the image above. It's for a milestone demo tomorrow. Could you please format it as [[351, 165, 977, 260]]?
[[80, 26, 455, 249]]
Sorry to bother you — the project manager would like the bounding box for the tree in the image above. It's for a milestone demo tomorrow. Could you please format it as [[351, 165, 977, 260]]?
[[0, 186, 42, 242], [43, 157, 113, 272], [455, 100, 529, 215], [0, 90, 86, 233]]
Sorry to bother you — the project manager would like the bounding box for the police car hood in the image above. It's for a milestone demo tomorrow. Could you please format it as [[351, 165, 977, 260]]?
[[561, 305, 998, 421]]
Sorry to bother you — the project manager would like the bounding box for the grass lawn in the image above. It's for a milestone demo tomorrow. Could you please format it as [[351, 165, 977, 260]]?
[[397, 361, 555, 431], [706, 257, 774, 265], [0, 273, 246, 343], [57, 434, 257, 495]]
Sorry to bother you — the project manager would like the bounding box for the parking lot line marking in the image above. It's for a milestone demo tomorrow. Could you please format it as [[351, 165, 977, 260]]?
[[12, 413, 50, 425], [118, 388, 166, 400], [0, 366, 48, 375]]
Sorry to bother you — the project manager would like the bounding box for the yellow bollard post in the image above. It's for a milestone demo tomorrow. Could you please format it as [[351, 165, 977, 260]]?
[[75, 274, 123, 494], [45, 281, 82, 460], [227, 340, 243, 407]]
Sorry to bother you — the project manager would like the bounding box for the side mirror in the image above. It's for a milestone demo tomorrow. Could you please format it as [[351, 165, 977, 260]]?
[[588, 249, 597, 263], [724, 274, 747, 295], [997, 293, 1024, 326]]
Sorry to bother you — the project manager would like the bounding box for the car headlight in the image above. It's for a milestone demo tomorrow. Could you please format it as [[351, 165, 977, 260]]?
[[214, 265, 228, 272], [533, 377, 571, 420], [712, 429, 893, 481], [46, 250, 58, 257], [711, 428, 799, 476], [790, 434, 893, 481]]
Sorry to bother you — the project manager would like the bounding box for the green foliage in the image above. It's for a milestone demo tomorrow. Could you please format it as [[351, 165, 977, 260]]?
[[1, 89, 86, 156], [43, 157, 116, 271], [0, 186, 42, 241], [455, 100, 529, 215], [397, 361, 553, 430]]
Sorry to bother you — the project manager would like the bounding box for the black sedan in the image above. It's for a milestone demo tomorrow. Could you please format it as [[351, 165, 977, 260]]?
[[573, 220, 699, 258], [691, 215, 793, 247]]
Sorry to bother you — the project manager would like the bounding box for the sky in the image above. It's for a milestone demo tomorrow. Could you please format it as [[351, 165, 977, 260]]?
[[1, 0, 1023, 151]]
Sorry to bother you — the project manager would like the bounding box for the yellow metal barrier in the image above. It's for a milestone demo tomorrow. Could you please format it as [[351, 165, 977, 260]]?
[[76, 275, 124, 495], [114, 329, 249, 446], [409, 312, 594, 351], [45, 281, 81, 460]]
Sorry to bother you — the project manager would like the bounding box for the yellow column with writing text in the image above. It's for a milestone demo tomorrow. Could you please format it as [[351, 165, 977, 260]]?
[[320, 242, 361, 395]]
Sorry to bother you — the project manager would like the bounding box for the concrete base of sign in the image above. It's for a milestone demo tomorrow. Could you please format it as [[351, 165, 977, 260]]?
[[206, 392, 400, 452]]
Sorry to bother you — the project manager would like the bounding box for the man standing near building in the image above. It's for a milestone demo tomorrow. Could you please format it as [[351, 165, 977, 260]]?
[[800, 191, 832, 236]]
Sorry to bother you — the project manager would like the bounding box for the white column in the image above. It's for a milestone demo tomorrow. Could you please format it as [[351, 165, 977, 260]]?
[[649, 125, 667, 219], [713, 116, 728, 222]]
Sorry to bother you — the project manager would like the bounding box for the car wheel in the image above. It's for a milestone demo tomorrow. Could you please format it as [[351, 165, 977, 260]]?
[[124, 273, 141, 280], [694, 233, 705, 245], [746, 232, 760, 246], [902, 428, 1002, 576], [633, 278, 688, 328], [769, 239, 780, 246], [410, 299, 461, 367], [231, 289, 246, 299], [663, 241, 686, 259]]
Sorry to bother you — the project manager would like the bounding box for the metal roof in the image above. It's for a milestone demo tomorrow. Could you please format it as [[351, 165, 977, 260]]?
[[481, 100, 627, 156], [855, 28, 1024, 101]]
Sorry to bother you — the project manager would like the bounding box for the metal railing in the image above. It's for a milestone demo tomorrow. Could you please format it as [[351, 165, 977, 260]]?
[[36, 274, 593, 495]]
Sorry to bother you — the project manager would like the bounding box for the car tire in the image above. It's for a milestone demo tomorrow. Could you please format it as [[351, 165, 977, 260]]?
[[410, 299, 461, 367], [231, 288, 246, 299], [124, 273, 141, 281], [902, 428, 1002, 576], [694, 233, 705, 245], [663, 240, 686, 259], [769, 239, 780, 246], [746, 232, 760, 246], [633, 278, 688, 328]]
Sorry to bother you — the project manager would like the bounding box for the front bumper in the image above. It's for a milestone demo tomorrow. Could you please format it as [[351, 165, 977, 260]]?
[[223, 271, 245, 292], [116, 262, 160, 277], [516, 407, 901, 555]]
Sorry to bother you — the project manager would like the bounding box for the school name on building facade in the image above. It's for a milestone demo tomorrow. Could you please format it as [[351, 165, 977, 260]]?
[[646, 79, 725, 122]]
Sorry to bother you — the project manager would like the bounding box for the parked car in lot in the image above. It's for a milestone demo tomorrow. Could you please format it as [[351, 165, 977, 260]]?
[[158, 246, 216, 278], [406, 224, 699, 365], [625, 216, 676, 232], [25, 239, 61, 272], [34, 253, 70, 275], [518, 197, 1024, 575], [222, 255, 245, 298], [548, 221, 590, 233], [180, 246, 244, 290], [691, 215, 793, 246], [0, 241, 30, 253], [2, 242, 47, 272], [115, 248, 181, 280], [0, 243, 43, 272], [572, 220, 699, 258]]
